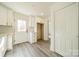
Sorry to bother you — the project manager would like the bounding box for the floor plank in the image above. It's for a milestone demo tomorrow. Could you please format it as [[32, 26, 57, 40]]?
[[4, 40, 61, 57]]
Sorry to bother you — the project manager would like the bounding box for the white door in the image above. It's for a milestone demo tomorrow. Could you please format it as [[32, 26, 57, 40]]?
[[55, 3, 78, 56]]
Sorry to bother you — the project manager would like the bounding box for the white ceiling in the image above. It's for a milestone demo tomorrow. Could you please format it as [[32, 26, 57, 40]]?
[[2, 2, 53, 16]]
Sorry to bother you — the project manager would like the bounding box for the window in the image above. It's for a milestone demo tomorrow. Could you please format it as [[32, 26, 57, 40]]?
[[17, 20, 26, 32]]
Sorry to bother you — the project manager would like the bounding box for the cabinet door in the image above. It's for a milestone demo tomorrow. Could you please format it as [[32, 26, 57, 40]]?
[[0, 5, 7, 25], [7, 9, 14, 26], [55, 3, 78, 56], [7, 34, 13, 50]]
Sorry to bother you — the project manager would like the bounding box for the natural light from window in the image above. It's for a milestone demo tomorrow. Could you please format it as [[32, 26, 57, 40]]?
[[17, 20, 26, 32]]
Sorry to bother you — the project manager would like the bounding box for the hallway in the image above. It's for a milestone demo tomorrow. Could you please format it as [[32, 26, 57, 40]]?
[[4, 40, 61, 57]]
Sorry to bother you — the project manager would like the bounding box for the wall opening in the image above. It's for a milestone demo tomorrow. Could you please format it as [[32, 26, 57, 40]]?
[[37, 23, 44, 41]]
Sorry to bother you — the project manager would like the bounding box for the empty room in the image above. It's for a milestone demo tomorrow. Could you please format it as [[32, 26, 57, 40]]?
[[0, 2, 79, 57]]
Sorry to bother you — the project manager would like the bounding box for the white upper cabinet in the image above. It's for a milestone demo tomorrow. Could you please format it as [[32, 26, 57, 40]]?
[[0, 5, 7, 25], [0, 4, 14, 26], [7, 9, 14, 26]]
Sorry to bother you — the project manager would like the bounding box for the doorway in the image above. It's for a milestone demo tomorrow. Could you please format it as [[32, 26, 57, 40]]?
[[37, 23, 44, 41], [37, 23, 51, 54]]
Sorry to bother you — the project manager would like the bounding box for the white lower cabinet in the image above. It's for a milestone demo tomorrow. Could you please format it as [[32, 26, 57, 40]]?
[[0, 35, 13, 57], [7, 34, 13, 50], [0, 36, 7, 57]]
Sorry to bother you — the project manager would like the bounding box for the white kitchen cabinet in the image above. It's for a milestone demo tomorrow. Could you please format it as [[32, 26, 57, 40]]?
[[0, 5, 14, 26], [7, 9, 14, 26], [7, 34, 13, 50], [0, 5, 7, 25], [7, 9, 14, 50], [0, 36, 7, 57], [55, 3, 78, 56]]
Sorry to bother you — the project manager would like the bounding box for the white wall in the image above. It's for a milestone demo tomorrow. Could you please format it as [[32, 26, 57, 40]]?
[[14, 13, 29, 44], [36, 17, 49, 41], [50, 2, 79, 56], [49, 13, 55, 51], [28, 16, 49, 44], [50, 2, 74, 51], [50, 2, 74, 12]]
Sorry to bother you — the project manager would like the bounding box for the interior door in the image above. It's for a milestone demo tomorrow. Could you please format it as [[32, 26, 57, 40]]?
[[55, 3, 78, 56]]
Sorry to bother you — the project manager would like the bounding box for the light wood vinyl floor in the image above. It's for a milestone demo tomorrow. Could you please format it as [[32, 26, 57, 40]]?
[[4, 40, 61, 57]]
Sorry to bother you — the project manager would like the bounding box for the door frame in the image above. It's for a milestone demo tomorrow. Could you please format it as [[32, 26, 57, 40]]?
[[37, 23, 44, 41]]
